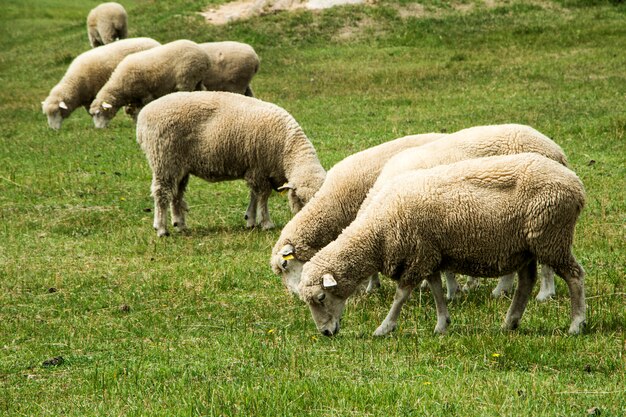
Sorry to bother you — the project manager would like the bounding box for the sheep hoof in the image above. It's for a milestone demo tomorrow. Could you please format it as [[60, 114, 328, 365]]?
[[568, 319, 586, 335], [260, 222, 275, 230], [373, 323, 395, 337], [535, 291, 555, 302], [156, 229, 170, 237]]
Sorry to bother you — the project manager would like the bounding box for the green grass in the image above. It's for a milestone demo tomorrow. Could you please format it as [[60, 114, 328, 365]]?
[[1, 0, 625, 415]]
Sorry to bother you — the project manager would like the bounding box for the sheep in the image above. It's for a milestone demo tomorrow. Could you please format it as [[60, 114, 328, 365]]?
[[41, 37, 160, 130], [198, 42, 260, 97], [87, 2, 128, 48], [136, 91, 326, 237], [271, 132, 446, 295], [90, 40, 210, 128], [298, 153, 586, 337], [359, 124, 566, 300]]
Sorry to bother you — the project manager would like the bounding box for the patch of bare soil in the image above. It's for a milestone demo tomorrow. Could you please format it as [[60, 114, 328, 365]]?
[[201, 0, 369, 25]]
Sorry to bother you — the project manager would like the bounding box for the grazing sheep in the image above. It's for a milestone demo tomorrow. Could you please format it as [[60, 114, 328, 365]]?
[[271, 133, 446, 294], [41, 37, 160, 130], [87, 2, 128, 48], [198, 42, 260, 96], [90, 40, 210, 128], [359, 124, 566, 299], [136, 91, 326, 236], [298, 153, 586, 337]]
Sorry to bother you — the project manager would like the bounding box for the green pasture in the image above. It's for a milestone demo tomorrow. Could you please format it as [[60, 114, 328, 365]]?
[[0, 0, 624, 415]]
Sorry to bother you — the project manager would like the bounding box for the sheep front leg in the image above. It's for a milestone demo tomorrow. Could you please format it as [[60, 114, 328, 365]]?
[[365, 273, 381, 293], [503, 260, 537, 331], [256, 188, 274, 230], [244, 190, 257, 228], [373, 282, 414, 336], [536, 265, 556, 301], [427, 273, 451, 334]]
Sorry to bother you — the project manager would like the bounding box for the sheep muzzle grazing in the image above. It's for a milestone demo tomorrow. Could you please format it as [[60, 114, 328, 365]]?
[[299, 271, 346, 337]]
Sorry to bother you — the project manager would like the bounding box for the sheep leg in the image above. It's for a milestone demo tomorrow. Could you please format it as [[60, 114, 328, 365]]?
[[255, 188, 274, 230], [444, 270, 459, 300], [151, 176, 173, 237], [553, 258, 586, 334], [503, 260, 537, 331], [365, 273, 381, 293], [536, 265, 556, 301], [427, 273, 451, 334], [462, 276, 481, 292], [244, 190, 257, 228], [171, 174, 189, 231], [373, 282, 415, 336], [492, 273, 515, 298]]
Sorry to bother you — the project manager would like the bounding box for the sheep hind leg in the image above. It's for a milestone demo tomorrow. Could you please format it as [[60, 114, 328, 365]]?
[[444, 271, 459, 300], [427, 273, 451, 334], [365, 273, 380, 293], [171, 174, 189, 231], [151, 177, 175, 237], [536, 265, 556, 302], [503, 259, 537, 331], [492, 273, 515, 298], [553, 258, 586, 334], [373, 282, 415, 336]]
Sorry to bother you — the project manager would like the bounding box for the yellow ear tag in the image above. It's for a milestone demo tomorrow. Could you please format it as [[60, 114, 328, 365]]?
[[282, 254, 294, 260], [279, 189, 288, 196]]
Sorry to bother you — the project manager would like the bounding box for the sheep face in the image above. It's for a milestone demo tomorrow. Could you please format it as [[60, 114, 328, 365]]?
[[90, 100, 117, 128], [271, 244, 304, 295], [299, 271, 346, 337], [42, 99, 69, 130]]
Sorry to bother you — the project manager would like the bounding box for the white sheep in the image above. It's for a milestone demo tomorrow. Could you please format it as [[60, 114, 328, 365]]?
[[41, 37, 160, 130], [359, 124, 567, 300], [198, 41, 260, 96], [136, 91, 326, 236], [90, 40, 210, 128], [298, 153, 586, 337], [271, 133, 446, 294], [87, 2, 128, 48]]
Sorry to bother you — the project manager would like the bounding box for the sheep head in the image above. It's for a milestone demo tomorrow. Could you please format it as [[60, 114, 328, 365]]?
[[90, 100, 116, 128], [299, 264, 347, 337], [41, 99, 69, 130], [271, 244, 305, 295]]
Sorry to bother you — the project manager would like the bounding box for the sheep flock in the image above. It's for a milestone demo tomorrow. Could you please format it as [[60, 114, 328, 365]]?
[[41, 2, 588, 338]]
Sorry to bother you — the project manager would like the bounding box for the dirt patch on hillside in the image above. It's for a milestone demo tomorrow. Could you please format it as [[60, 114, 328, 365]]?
[[201, 0, 370, 25]]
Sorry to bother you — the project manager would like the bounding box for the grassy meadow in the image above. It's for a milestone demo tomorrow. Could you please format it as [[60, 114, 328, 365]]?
[[1, 0, 625, 415]]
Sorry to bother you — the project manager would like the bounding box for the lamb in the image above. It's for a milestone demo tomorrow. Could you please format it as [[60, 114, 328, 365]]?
[[271, 133, 446, 294], [90, 40, 210, 128], [359, 124, 566, 300], [198, 42, 260, 97], [136, 91, 326, 236], [298, 153, 586, 337], [41, 37, 160, 130], [87, 2, 128, 48]]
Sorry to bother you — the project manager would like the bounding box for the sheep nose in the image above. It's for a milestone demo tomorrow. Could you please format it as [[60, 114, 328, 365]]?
[[322, 329, 333, 337]]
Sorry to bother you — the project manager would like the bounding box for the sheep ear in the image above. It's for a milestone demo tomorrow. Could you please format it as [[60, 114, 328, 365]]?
[[102, 102, 113, 109], [277, 183, 294, 193], [280, 244, 295, 260], [322, 273, 337, 288], [41, 101, 45, 106], [59, 101, 68, 110]]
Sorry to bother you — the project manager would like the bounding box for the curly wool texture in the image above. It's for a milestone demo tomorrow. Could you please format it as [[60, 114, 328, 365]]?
[[41, 37, 160, 129], [136, 91, 326, 234], [271, 133, 444, 270], [358, 124, 568, 215], [90, 40, 210, 124], [299, 153, 586, 303], [198, 42, 259, 97], [87, 2, 128, 48]]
